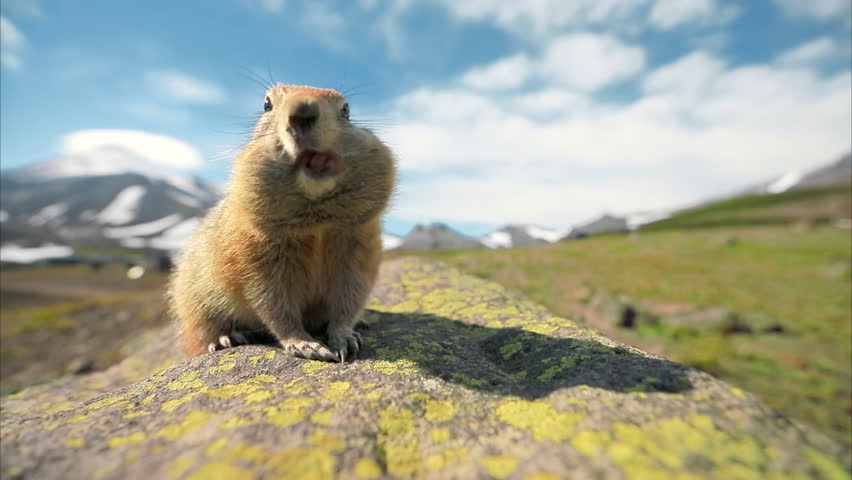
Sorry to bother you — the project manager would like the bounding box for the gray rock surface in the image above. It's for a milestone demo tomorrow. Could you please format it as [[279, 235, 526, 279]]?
[[1, 258, 848, 479]]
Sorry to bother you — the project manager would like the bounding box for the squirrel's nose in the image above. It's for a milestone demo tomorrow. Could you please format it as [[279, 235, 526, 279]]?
[[289, 101, 319, 132]]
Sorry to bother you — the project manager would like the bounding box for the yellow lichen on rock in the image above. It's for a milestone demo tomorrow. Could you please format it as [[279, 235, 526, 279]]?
[[495, 400, 581, 442], [479, 455, 519, 479], [185, 461, 253, 480], [155, 411, 215, 441], [266, 447, 335, 480], [353, 458, 382, 479], [378, 405, 415, 435], [303, 361, 331, 375], [429, 427, 451, 443], [107, 432, 146, 448], [424, 400, 456, 422], [161, 388, 209, 412], [87, 394, 127, 410], [248, 373, 277, 383], [122, 411, 151, 419], [168, 455, 195, 479], [219, 416, 255, 429], [524, 472, 562, 480], [385, 438, 420, 478], [323, 381, 351, 402], [65, 438, 84, 448], [425, 447, 468, 472], [207, 353, 239, 374], [309, 429, 345, 452], [248, 350, 275, 364], [265, 397, 315, 427], [310, 410, 333, 426], [166, 371, 204, 391], [363, 359, 418, 375]]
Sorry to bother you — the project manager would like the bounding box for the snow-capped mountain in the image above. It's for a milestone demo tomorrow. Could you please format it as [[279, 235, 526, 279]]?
[[396, 223, 484, 251], [479, 224, 564, 249], [747, 153, 851, 195], [0, 147, 222, 252]]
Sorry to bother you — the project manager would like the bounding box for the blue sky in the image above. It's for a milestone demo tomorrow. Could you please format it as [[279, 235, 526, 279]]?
[[1, 0, 850, 237]]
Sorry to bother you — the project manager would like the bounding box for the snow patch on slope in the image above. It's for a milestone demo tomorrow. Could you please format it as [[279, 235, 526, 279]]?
[[103, 214, 183, 238], [168, 190, 203, 208], [766, 171, 803, 194], [382, 234, 403, 250], [481, 231, 513, 249], [97, 186, 146, 225], [0, 244, 74, 263], [148, 217, 202, 251], [28, 203, 68, 227], [524, 225, 562, 243]]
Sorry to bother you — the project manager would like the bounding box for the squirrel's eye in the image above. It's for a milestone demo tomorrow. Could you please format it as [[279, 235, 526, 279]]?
[[341, 103, 350, 120], [263, 96, 272, 112]]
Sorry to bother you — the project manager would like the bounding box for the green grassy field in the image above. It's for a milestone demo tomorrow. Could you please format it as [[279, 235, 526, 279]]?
[[402, 225, 852, 447]]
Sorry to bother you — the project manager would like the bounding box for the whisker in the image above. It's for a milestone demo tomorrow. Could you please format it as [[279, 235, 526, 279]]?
[[237, 66, 273, 91]]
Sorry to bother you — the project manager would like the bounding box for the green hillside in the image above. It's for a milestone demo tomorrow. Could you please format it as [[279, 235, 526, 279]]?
[[642, 185, 851, 231]]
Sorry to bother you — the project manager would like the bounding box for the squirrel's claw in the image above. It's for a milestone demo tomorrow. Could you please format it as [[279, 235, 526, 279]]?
[[327, 330, 362, 364], [285, 340, 339, 362], [207, 331, 250, 354]]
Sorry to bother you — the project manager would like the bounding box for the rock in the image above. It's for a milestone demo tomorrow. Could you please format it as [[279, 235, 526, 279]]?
[[65, 358, 95, 376], [589, 289, 658, 330], [1, 258, 848, 479]]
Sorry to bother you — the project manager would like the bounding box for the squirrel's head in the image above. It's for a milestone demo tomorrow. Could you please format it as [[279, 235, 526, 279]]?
[[235, 84, 396, 228]]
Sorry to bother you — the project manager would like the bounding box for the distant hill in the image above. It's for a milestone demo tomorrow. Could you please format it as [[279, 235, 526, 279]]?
[[562, 214, 630, 240], [395, 223, 484, 251], [480, 224, 563, 249], [641, 153, 851, 232]]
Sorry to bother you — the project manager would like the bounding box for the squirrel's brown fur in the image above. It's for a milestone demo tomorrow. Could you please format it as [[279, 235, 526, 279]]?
[[167, 84, 396, 362]]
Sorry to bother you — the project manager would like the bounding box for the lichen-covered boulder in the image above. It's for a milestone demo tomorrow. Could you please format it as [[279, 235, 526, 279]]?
[[1, 258, 849, 479]]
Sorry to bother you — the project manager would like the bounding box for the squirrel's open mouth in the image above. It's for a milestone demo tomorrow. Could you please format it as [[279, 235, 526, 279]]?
[[298, 150, 339, 178]]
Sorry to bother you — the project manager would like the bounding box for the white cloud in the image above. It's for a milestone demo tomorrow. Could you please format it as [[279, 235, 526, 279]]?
[[2, 0, 42, 17], [420, 0, 741, 37], [366, 0, 742, 58], [61, 129, 205, 169], [512, 89, 592, 116], [540, 33, 646, 91], [303, 2, 344, 31], [460, 53, 533, 91], [643, 51, 726, 104], [458, 34, 645, 94], [777, 37, 839, 65], [772, 0, 852, 21], [302, 2, 346, 49], [0, 16, 26, 70], [649, 0, 740, 30], [243, 0, 286, 14], [146, 70, 226, 104], [432, 0, 650, 36], [383, 51, 851, 228]]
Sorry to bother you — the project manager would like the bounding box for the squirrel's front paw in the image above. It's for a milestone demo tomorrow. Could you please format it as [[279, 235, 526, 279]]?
[[207, 331, 249, 353], [283, 339, 340, 362], [327, 329, 363, 363]]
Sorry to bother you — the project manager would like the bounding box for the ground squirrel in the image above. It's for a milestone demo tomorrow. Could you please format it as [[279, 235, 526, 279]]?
[[167, 84, 397, 362]]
